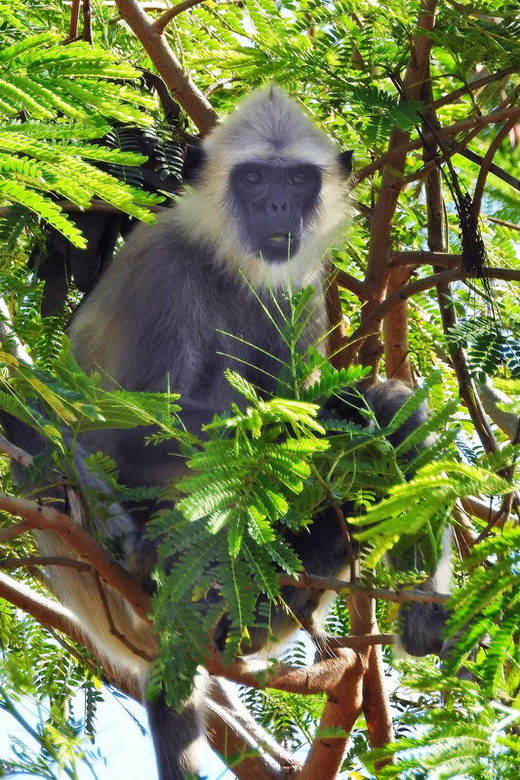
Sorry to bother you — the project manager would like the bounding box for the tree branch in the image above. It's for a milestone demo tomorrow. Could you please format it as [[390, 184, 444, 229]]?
[[337, 267, 520, 366], [471, 118, 518, 218], [0, 492, 152, 623], [356, 0, 439, 376], [279, 573, 450, 605], [114, 0, 218, 133], [354, 106, 520, 184], [430, 67, 516, 111], [388, 251, 462, 268], [153, 0, 207, 34]]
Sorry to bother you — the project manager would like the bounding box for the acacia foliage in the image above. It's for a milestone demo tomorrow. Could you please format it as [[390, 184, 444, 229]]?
[[0, 1, 519, 778]]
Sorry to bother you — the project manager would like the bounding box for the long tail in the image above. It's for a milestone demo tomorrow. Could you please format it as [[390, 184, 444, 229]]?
[[146, 686, 205, 780]]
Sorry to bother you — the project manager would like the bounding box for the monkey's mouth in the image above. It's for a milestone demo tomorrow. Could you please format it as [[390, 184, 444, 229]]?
[[255, 231, 301, 262], [266, 232, 291, 243]]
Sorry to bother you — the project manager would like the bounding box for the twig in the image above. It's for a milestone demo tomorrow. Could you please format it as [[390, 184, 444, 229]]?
[[460, 148, 520, 193], [94, 573, 154, 661], [388, 251, 462, 268], [354, 106, 520, 183], [279, 573, 450, 604], [153, 0, 207, 34], [430, 67, 516, 111], [0, 555, 92, 572], [322, 633, 395, 650], [318, 474, 356, 578], [486, 215, 520, 231], [472, 118, 518, 219], [337, 267, 520, 366]]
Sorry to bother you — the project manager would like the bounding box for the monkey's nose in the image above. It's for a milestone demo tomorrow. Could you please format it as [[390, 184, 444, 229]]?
[[270, 201, 287, 212]]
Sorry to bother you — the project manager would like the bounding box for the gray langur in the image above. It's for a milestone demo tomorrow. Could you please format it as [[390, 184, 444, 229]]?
[[3, 86, 450, 780]]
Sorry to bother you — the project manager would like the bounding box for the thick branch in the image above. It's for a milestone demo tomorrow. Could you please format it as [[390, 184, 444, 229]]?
[[0, 570, 94, 647], [299, 649, 366, 780], [205, 649, 360, 696], [335, 270, 368, 299], [114, 0, 218, 133], [0, 492, 152, 623], [358, 0, 438, 375], [383, 265, 414, 383]]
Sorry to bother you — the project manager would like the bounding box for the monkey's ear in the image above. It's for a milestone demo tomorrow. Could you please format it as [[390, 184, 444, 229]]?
[[338, 150, 353, 178], [182, 144, 207, 182]]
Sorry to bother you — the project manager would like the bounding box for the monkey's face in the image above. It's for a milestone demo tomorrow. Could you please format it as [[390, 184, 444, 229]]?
[[228, 161, 322, 262]]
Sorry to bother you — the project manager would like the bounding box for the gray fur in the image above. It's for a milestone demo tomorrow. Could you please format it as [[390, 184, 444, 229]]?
[[3, 86, 450, 779]]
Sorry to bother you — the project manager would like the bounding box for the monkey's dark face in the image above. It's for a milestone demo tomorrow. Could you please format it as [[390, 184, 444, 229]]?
[[229, 161, 322, 262]]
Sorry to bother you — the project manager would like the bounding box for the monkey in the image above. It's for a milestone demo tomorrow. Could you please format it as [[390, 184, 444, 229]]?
[[1, 86, 450, 779]]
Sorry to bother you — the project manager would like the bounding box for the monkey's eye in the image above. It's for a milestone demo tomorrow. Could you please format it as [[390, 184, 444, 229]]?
[[289, 171, 309, 185], [243, 170, 263, 185]]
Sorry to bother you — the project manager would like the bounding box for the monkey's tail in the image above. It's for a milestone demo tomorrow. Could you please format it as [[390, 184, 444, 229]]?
[[146, 677, 207, 780]]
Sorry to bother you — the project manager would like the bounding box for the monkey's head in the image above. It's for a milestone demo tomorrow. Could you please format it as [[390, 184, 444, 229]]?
[[179, 86, 352, 288]]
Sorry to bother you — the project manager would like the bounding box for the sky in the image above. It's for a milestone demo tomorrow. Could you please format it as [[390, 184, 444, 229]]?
[[0, 689, 233, 779]]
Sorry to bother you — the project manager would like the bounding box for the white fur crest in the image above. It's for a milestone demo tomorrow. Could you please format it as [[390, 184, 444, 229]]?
[[176, 85, 351, 290]]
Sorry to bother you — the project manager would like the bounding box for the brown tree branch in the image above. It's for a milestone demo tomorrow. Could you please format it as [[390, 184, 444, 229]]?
[[0, 492, 152, 623], [0, 434, 33, 467], [383, 265, 414, 383], [486, 215, 520, 231], [357, 0, 439, 376], [0, 555, 92, 572], [460, 148, 520, 193], [153, 0, 207, 34], [205, 648, 360, 696], [335, 270, 369, 299], [354, 106, 520, 184], [430, 67, 516, 111], [299, 649, 367, 780], [279, 573, 450, 605], [83, 0, 92, 44], [337, 267, 520, 367], [114, 0, 218, 133], [388, 251, 462, 268], [67, 0, 81, 41], [472, 118, 518, 219]]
